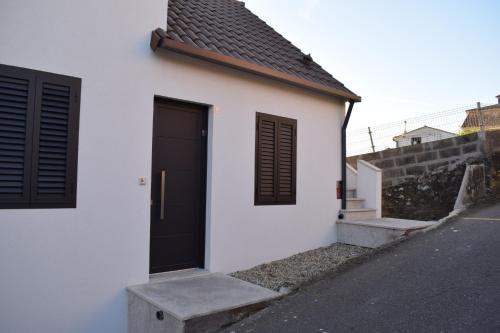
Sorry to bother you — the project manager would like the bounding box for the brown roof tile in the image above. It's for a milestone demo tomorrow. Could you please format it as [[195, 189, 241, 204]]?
[[462, 105, 500, 128], [163, 0, 359, 100]]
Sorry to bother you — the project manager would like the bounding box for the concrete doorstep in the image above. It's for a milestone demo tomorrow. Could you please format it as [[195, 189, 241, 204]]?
[[127, 269, 281, 333]]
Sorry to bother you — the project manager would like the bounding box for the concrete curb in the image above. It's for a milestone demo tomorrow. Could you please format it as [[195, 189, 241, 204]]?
[[380, 208, 465, 248], [422, 208, 465, 232]]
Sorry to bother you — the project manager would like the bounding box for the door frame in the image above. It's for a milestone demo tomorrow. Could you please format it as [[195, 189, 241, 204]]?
[[150, 95, 209, 273]]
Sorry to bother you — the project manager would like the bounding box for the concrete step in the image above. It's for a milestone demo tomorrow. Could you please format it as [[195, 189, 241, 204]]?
[[340, 208, 377, 221], [128, 269, 280, 333], [337, 218, 436, 248], [346, 189, 357, 199], [346, 198, 365, 209]]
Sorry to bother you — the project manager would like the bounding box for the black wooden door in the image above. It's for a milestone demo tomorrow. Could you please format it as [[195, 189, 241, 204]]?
[[150, 98, 207, 274]]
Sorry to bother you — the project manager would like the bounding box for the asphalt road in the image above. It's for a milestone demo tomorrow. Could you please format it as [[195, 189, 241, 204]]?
[[223, 202, 500, 333]]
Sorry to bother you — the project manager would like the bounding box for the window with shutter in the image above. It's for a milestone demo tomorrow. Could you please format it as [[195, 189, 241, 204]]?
[[0, 64, 81, 209], [255, 112, 296, 205]]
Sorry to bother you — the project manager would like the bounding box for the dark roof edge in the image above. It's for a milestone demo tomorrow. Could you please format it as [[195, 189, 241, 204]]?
[[466, 104, 500, 112], [150, 29, 361, 102]]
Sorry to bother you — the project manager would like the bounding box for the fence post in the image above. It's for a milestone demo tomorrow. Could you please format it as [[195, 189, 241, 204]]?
[[477, 102, 486, 139], [368, 127, 375, 153]]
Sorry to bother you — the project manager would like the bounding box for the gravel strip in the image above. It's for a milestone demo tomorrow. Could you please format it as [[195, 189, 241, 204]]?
[[231, 243, 371, 292]]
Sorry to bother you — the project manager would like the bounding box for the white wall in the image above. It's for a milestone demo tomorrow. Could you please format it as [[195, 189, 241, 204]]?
[[0, 1, 166, 332], [0, 1, 345, 332], [152, 51, 345, 272]]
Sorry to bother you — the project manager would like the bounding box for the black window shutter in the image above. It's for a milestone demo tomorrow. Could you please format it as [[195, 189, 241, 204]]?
[[0, 65, 36, 207], [255, 113, 296, 205], [30, 72, 81, 208]]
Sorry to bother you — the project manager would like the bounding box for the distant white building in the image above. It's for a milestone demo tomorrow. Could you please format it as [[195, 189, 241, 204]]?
[[393, 126, 455, 148]]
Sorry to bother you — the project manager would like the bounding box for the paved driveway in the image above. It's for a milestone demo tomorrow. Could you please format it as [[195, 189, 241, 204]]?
[[223, 202, 500, 333]]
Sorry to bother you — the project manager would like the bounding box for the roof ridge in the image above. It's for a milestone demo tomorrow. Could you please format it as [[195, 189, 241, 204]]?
[[160, 0, 359, 101], [235, 2, 343, 84]]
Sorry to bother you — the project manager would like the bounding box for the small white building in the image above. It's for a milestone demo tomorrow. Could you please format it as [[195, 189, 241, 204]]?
[[393, 126, 455, 148], [0, 0, 361, 332]]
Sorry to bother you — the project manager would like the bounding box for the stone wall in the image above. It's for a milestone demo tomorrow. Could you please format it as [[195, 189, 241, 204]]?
[[488, 151, 500, 197], [348, 132, 484, 188], [348, 130, 500, 221], [382, 161, 471, 220]]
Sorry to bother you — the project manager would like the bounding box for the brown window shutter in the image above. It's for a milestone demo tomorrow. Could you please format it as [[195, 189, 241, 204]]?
[[255, 113, 278, 204], [276, 119, 296, 204], [0, 65, 36, 208], [30, 72, 81, 208], [255, 113, 296, 205]]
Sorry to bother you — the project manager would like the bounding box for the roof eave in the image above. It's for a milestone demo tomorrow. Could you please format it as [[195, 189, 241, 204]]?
[[150, 29, 361, 103]]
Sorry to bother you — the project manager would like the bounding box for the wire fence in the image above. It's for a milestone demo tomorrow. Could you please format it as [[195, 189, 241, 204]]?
[[347, 103, 499, 156]]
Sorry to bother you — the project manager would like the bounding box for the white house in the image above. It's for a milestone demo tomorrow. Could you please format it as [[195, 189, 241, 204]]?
[[0, 0, 361, 332], [393, 126, 455, 148]]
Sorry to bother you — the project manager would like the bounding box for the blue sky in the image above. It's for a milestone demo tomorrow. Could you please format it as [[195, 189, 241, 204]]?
[[244, 0, 500, 130]]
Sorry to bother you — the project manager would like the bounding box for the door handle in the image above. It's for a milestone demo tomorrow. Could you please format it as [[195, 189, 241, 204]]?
[[160, 170, 166, 220]]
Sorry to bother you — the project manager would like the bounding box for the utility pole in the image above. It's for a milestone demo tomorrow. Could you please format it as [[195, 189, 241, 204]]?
[[368, 127, 375, 153], [477, 102, 485, 139]]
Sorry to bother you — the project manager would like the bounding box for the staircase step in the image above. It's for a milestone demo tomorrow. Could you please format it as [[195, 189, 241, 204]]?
[[340, 208, 376, 221], [346, 198, 365, 209], [337, 218, 436, 248], [346, 189, 357, 199]]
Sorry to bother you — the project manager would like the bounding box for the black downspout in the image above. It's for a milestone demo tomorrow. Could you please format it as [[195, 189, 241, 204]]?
[[341, 101, 355, 210]]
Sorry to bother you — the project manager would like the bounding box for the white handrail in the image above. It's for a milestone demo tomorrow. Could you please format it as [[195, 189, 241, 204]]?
[[346, 163, 357, 191], [358, 159, 381, 172], [356, 160, 382, 218]]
